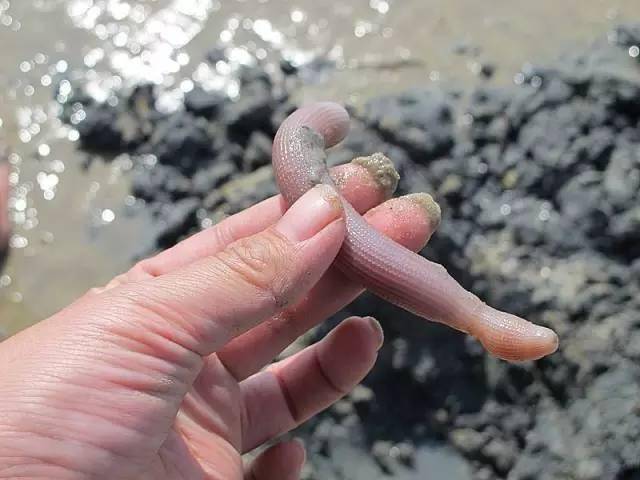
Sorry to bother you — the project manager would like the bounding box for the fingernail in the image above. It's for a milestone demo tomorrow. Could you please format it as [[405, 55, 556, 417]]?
[[275, 185, 343, 242], [365, 316, 384, 350], [351, 153, 400, 199], [405, 193, 442, 230]]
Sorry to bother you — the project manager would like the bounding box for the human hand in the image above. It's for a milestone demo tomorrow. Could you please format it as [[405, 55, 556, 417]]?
[[0, 159, 437, 479]]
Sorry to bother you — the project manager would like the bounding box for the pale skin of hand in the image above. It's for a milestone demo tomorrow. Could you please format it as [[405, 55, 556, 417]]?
[[0, 161, 438, 480]]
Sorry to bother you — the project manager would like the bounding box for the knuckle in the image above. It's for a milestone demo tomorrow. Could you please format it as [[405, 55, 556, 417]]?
[[107, 273, 129, 288], [218, 229, 295, 307], [87, 286, 106, 296], [264, 310, 300, 345], [92, 273, 129, 295], [211, 219, 236, 247], [93, 262, 156, 296], [128, 260, 157, 279]]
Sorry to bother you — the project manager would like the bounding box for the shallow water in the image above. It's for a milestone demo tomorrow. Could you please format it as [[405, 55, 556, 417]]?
[[0, 0, 637, 335]]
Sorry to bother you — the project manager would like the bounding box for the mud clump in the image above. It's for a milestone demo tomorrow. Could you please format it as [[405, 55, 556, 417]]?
[[63, 24, 640, 479]]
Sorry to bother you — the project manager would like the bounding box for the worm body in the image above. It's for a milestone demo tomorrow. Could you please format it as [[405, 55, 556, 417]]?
[[272, 102, 558, 361]]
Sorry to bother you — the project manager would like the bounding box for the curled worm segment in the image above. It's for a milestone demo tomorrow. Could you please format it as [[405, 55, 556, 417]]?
[[272, 102, 558, 361]]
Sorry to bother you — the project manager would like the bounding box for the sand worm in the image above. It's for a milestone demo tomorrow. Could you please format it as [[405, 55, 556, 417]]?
[[272, 102, 559, 361]]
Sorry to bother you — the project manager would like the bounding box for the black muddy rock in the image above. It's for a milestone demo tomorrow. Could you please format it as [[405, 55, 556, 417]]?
[[62, 83, 159, 152], [145, 111, 215, 175], [362, 89, 455, 158], [64, 26, 640, 480], [184, 86, 225, 119]]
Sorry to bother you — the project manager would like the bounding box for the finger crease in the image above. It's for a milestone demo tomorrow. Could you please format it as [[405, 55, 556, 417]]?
[[312, 346, 349, 398], [272, 369, 301, 424]]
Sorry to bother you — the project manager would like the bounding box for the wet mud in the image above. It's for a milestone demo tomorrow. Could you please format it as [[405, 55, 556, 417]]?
[[52, 22, 640, 480]]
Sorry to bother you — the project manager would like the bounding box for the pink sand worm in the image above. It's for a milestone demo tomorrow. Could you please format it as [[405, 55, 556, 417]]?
[[272, 102, 558, 361]]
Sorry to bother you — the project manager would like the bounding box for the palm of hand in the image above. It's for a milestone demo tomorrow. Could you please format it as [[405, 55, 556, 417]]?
[[150, 357, 245, 480]]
